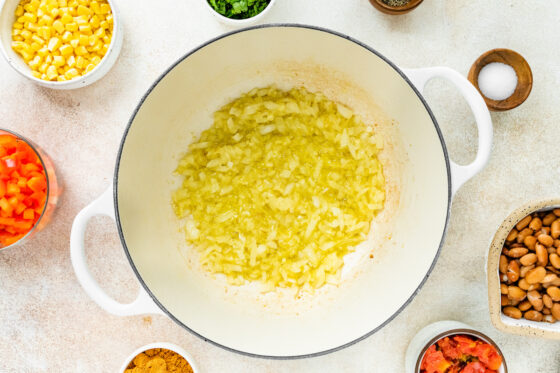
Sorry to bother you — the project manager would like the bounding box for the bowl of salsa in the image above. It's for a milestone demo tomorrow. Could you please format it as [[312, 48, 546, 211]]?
[[0, 129, 59, 249], [406, 321, 507, 373]]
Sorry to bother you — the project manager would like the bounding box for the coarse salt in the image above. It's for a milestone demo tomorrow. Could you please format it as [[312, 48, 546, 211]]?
[[477, 62, 518, 101]]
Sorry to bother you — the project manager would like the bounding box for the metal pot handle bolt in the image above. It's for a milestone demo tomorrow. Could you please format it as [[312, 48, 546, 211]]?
[[403, 67, 493, 196], [70, 185, 164, 316]]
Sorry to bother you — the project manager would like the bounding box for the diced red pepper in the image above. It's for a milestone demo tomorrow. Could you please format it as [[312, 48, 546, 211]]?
[[0, 133, 47, 247], [23, 209, 34, 220]]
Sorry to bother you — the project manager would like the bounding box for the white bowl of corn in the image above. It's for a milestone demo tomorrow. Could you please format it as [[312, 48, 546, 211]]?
[[0, 0, 123, 89]]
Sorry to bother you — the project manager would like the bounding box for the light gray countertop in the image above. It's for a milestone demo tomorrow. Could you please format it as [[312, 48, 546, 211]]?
[[1, 0, 559, 371]]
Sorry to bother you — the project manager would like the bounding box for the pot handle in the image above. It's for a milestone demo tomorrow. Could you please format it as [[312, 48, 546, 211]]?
[[70, 185, 164, 316], [402, 67, 493, 196]]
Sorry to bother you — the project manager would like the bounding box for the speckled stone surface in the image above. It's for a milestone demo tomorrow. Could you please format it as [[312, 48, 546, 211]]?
[[1, 1, 560, 372]]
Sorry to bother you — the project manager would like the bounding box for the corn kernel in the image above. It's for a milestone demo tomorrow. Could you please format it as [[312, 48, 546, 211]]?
[[46, 65, 57, 80], [65, 67, 79, 79], [78, 25, 91, 35], [11, 41, 24, 50], [75, 55, 84, 68], [65, 22, 78, 32], [15, 5, 24, 17], [58, 0, 68, 7], [50, 7, 60, 17], [66, 55, 76, 67], [78, 34, 88, 45], [45, 55, 53, 64], [31, 71, 41, 79], [39, 14, 53, 26], [90, 55, 100, 65], [13, 22, 24, 30], [47, 37, 61, 51], [53, 55, 65, 66], [20, 29, 32, 40], [21, 51, 34, 61], [59, 44, 73, 56], [60, 13, 72, 24], [39, 26, 51, 39], [99, 3, 109, 14], [30, 42, 41, 51], [25, 12, 37, 23], [69, 38, 79, 48], [38, 62, 48, 73], [90, 15, 100, 28], [52, 20, 64, 34], [77, 4, 90, 15], [31, 35, 44, 45], [84, 63, 94, 73], [74, 45, 87, 55], [25, 22, 38, 32], [61, 30, 72, 42], [93, 27, 104, 38]]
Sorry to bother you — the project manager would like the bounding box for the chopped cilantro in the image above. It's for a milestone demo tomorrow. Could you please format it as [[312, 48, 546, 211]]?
[[208, 0, 271, 19]]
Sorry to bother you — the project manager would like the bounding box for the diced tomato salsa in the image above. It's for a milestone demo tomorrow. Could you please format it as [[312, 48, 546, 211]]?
[[0, 133, 47, 247], [420, 334, 503, 373]]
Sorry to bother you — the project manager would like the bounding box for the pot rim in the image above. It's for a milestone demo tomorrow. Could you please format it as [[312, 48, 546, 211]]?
[[113, 23, 453, 359], [414, 328, 508, 372]]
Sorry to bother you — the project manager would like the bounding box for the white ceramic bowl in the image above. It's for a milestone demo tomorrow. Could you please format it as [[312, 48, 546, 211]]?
[[405, 320, 507, 373], [204, 0, 276, 27], [0, 0, 123, 89], [119, 342, 199, 373]]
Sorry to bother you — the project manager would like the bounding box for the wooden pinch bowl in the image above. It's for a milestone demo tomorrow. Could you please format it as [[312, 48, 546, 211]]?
[[468, 48, 533, 112], [369, 0, 424, 15]]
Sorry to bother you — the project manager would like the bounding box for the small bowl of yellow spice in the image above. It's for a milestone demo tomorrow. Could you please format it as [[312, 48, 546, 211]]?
[[0, 0, 123, 89], [120, 343, 199, 373]]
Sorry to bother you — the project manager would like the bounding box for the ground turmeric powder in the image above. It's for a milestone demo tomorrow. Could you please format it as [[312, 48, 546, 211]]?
[[125, 348, 194, 373]]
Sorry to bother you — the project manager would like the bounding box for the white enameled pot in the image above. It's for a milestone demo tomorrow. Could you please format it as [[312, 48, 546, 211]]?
[[0, 0, 123, 89], [70, 25, 493, 358], [405, 321, 507, 373]]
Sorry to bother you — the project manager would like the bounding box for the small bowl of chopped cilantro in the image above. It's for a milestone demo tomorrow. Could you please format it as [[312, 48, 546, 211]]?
[[206, 0, 275, 26]]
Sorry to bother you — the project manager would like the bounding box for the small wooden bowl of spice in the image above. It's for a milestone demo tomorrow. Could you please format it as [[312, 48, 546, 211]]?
[[369, 0, 424, 15], [468, 49, 533, 111], [120, 343, 199, 373]]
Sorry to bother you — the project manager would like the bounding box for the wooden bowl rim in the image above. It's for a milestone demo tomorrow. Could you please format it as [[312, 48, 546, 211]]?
[[370, 0, 424, 13], [468, 48, 533, 111]]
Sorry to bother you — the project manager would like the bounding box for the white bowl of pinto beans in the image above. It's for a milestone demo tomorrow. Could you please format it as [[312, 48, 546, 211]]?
[[488, 199, 560, 339]]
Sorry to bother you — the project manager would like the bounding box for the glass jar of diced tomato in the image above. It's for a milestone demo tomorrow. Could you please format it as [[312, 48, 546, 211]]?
[[0, 129, 60, 249]]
